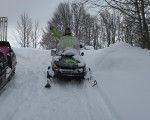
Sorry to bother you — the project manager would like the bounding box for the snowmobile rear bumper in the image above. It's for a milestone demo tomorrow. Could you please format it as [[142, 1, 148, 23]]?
[[52, 67, 86, 79]]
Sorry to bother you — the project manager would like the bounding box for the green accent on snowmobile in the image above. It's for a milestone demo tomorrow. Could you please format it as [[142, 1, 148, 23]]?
[[64, 59, 77, 63]]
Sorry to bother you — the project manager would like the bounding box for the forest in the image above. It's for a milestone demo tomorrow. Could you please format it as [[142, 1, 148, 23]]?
[[15, 0, 150, 50]]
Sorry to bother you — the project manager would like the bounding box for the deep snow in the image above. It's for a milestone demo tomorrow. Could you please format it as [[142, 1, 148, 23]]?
[[0, 42, 150, 120]]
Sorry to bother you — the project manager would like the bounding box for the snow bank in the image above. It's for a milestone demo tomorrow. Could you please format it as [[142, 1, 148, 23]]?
[[91, 42, 150, 120], [84, 46, 94, 50]]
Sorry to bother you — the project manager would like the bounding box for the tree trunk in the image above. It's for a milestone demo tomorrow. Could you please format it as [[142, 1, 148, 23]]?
[[135, 0, 144, 48], [140, 0, 150, 49]]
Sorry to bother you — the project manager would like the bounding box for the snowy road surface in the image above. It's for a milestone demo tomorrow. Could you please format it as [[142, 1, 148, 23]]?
[[0, 42, 150, 120]]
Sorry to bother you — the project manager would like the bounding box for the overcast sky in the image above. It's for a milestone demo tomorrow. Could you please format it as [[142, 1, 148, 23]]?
[[1, 0, 74, 28], [1, 0, 74, 42]]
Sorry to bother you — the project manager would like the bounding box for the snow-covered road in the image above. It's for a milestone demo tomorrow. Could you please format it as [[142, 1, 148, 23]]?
[[0, 48, 117, 120]]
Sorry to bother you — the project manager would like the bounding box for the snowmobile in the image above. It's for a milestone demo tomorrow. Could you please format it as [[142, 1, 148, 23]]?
[[0, 41, 17, 91], [45, 36, 97, 88]]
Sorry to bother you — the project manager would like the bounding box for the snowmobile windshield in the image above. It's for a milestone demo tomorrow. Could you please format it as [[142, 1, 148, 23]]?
[[56, 36, 80, 55]]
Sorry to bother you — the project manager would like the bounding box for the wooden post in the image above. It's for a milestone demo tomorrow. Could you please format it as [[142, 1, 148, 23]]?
[[0, 17, 8, 41], [0, 18, 2, 41]]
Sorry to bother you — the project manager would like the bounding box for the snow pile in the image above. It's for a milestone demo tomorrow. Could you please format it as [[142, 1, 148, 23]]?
[[89, 42, 150, 120], [84, 46, 94, 50], [73, 54, 85, 67]]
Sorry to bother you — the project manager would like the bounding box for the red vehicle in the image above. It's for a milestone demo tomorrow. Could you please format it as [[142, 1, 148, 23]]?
[[0, 17, 17, 90], [0, 41, 17, 90]]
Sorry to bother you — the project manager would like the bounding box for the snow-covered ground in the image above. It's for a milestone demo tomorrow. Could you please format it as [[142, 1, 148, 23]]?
[[0, 42, 150, 120]]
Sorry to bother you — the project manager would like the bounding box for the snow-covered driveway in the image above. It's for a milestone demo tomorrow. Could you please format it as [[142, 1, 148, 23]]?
[[0, 48, 116, 120]]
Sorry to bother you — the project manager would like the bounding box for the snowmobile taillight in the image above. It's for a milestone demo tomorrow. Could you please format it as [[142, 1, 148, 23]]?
[[53, 61, 59, 69], [83, 66, 86, 71]]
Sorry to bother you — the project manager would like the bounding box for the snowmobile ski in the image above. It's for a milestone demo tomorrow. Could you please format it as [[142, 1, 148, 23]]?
[[45, 66, 53, 88], [85, 68, 97, 87]]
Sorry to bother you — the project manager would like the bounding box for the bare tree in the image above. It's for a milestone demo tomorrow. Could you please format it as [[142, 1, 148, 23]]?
[[40, 2, 73, 49], [71, 2, 84, 37], [82, 0, 150, 49], [52, 2, 73, 32], [41, 1, 100, 49], [40, 26, 57, 49], [31, 20, 40, 48], [92, 17, 100, 49], [71, 2, 96, 45], [16, 11, 32, 47], [103, 0, 150, 49], [100, 10, 112, 46]]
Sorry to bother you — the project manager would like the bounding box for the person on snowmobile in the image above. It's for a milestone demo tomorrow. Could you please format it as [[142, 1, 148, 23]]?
[[50, 26, 77, 49], [50, 26, 72, 39]]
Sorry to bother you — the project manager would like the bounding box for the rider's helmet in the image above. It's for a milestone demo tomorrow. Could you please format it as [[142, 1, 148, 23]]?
[[65, 27, 71, 35]]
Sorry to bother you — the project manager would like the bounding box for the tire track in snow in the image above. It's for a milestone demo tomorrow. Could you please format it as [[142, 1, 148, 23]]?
[[89, 80, 121, 120], [70, 80, 111, 120], [47, 72, 119, 120], [83, 81, 112, 120], [71, 84, 93, 120]]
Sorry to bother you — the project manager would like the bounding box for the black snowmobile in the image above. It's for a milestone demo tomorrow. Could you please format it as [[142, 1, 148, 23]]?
[[0, 41, 17, 91], [45, 36, 97, 88]]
